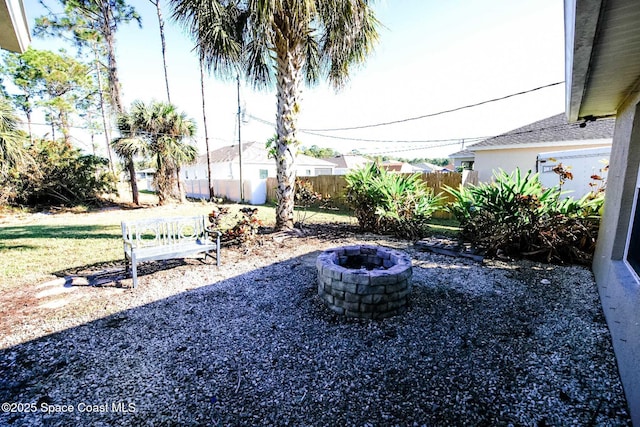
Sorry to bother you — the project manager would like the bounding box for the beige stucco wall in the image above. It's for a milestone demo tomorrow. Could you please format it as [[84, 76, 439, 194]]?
[[591, 95, 640, 426], [473, 142, 611, 182]]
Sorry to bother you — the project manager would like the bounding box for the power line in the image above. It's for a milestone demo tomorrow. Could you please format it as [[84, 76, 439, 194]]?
[[359, 122, 588, 156], [248, 114, 479, 144], [364, 140, 465, 156], [248, 113, 577, 145], [301, 81, 565, 132]]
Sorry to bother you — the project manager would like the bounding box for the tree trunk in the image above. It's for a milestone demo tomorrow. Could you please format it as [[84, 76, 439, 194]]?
[[274, 48, 304, 230], [200, 58, 214, 199], [176, 166, 186, 203], [151, 0, 171, 103], [127, 160, 138, 205], [60, 111, 71, 145], [102, 5, 137, 205], [93, 46, 114, 173], [26, 109, 33, 145], [155, 153, 167, 205], [104, 25, 123, 114]]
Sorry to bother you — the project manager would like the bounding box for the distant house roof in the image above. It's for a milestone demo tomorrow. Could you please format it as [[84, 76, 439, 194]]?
[[380, 160, 402, 172], [412, 162, 452, 172], [449, 148, 475, 159], [198, 141, 335, 167], [381, 160, 422, 173], [322, 154, 372, 169], [469, 113, 615, 151]]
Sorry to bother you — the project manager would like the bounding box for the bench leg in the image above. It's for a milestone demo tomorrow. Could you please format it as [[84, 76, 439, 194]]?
[[216, 234, 221, 266], [131, 255, 138, 288]]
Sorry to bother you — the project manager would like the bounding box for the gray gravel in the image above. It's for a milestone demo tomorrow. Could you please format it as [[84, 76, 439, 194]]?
[[0, 231, 631, 426]]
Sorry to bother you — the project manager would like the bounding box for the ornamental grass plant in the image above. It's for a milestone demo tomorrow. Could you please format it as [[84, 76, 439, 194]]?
[[445, 168, 604, 264], [345, 163, 444, 239]]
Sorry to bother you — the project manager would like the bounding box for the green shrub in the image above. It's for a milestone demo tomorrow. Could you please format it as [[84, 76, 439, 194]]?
[[345, 163, 444, 239], [294, 178, 325, 227], [9, 139, 117, 207], [445, 168, 604, 264], [345, 162, 383, 231]]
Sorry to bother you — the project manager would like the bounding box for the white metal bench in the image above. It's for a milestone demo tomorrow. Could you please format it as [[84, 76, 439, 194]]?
[[121, 215, 221, 288]]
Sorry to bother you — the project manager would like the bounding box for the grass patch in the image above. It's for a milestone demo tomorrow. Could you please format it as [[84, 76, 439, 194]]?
[[0, 201, 355, 291], [0, 199, 456, 291], [426, 217, 461, 237]]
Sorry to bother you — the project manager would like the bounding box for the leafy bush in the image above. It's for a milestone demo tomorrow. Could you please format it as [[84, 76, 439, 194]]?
[[293, 177, 337, 227], [6, 139, 117, 207], [208, 206, 263, 245], [345, 162, 382, 231], [445, 168, 604, 264], [345, 163, 444, 239]]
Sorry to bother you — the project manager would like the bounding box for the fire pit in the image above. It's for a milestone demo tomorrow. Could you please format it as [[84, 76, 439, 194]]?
[[316, 245, 412, 319]]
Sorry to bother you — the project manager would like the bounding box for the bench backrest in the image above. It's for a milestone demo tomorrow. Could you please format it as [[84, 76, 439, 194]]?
[[121, 215, 208, 249]]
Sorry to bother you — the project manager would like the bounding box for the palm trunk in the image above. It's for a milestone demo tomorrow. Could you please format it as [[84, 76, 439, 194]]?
[[176, 166, 186, 203], [151, 0, 171, 103], [200, 58, 214, 200], [127, 160, 138, 204], [274, 48, 304, 230]]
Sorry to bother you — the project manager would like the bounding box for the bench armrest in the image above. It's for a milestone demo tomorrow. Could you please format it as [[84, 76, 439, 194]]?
[[204, 227, 222, 246], [123, 239, 134, 251], [204, 227, 222, 238]]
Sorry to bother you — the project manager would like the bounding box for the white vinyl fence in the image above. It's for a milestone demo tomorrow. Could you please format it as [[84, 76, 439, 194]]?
[[184, 179, 267, 205]]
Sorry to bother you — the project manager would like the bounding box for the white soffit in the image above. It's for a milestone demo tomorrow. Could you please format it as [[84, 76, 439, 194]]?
[[566, 0, 640, 121], [0, 0, 30, 53]]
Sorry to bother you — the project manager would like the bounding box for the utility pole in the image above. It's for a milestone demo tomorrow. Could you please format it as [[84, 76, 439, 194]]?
[[237, 74, 244, 202]]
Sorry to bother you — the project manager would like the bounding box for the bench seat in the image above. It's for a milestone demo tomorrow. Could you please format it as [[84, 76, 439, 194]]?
[[121, 215, 220, 288]]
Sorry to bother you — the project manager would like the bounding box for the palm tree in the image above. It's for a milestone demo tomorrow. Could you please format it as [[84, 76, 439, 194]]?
[[171, 0, 379, 230], [0, 97, 29, 180], [112, 100, 197, 205], [111, 111, 148, 203]]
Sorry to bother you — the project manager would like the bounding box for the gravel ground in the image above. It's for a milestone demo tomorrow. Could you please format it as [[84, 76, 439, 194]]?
[[0, 227, 631, 426]]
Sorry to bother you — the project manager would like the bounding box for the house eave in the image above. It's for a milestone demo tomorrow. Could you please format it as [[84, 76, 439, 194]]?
[[565, 0, 640, 121], [0, 0, 30, 53], [471, 138, 611, 152]]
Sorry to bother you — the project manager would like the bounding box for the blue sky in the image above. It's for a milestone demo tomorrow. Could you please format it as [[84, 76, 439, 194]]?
[[22, 0, 565, 159]]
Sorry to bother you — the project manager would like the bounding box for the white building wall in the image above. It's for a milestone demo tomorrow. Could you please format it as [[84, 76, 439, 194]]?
[[181, 159, 333, 203], [182, 160, 332, 182], [473, 142, 611, 182], [184, 179, 267, 205]]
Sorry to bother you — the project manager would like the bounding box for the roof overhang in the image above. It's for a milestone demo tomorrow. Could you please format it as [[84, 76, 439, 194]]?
[[471, 138, 612, 152], [565, 0, 640, 121], [0, 0, 30, 53]]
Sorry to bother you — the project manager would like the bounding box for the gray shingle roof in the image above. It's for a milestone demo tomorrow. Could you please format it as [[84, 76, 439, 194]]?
[[322, 154, 372, 169], [449, 148, 475, 158], [470, 113, 615, 149]]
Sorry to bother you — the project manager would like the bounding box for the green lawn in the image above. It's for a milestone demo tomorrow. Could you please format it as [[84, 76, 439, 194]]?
[[0, 201, 459, 291], [0, 202, 350, 291]]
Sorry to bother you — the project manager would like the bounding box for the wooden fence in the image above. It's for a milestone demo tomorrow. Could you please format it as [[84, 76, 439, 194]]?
[[266, 171, 478, 220]]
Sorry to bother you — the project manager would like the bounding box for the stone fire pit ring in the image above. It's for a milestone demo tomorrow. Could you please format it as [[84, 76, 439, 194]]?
[[316, 245, 413, 319]]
